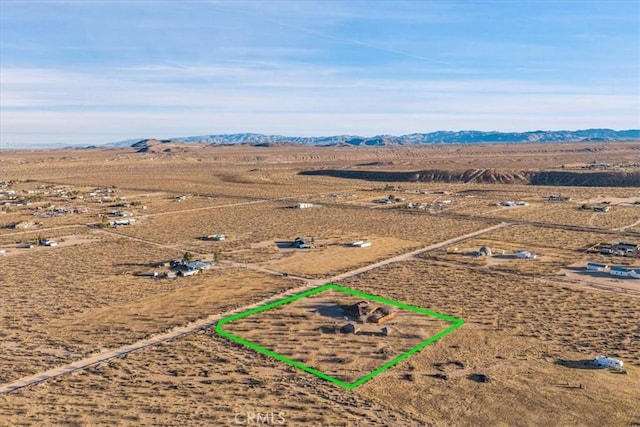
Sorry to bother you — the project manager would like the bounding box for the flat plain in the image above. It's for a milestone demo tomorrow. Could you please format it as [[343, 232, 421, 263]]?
[[1, 141, 639, 426]]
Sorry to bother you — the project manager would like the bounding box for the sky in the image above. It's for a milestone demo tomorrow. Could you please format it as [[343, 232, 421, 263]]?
[[0, 0, 639, 148]]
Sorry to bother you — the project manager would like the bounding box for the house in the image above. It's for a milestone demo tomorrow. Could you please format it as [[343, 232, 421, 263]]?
[[109, 210, 134, 217], [516, 250, 537, 259], [186, 261, 212, 271], [500, 201, 515, 207], [293, 237, 311, 249], [593, 206, 610, 212], [40, 240, 58, 247], [373, 198, 394, 204], [599, 247, 613, 255], [109, 218, 135, 226], [344, 301, 373, 317], [548, 195, 570, 202], [351, 240, 372, 248], [295, 202, 313, 209], [586, 262, 609, 272], [587, 161, 611, 169], [609, 266, 631, 277], [613, 242, 638, 252], [207, 233, 226, 241], [515, 201, 529, 206]]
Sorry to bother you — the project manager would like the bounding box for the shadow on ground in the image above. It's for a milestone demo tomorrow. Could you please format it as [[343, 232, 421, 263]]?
[[555, 359, 602, 370], [310, 302, 352, 320]]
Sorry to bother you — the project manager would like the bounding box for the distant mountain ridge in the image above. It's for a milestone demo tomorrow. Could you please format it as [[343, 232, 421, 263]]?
[[109, 129, 640, 148]]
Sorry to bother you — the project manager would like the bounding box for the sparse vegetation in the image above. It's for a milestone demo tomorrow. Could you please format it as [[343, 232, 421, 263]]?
[[0, 143, 638, 426]]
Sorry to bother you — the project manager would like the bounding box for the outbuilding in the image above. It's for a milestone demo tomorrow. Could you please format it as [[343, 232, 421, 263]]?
[[610, 266, 631, 277], [177, 269, 199, 277], [516, 250, 537, 259], [478, 246, 492, 257], [586, 262, 609, 272], [593, 356, 623, 369]]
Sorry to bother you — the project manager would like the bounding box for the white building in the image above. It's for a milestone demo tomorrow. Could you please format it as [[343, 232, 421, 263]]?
[[296, 202, 314, 209], [593, 356, 623, 369], [586, 262, 609, 272], [177, 269, 199, 277], [609, 266, 631, 277], [516, 250, 537, 259]]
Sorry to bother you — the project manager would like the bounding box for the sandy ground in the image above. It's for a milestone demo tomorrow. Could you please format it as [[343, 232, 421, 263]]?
[[0, 144, 638, 426], [0, 233, 98, 257], [0, 224, 504, 394], [222, 288, 454, 384], [581, 196, 640, 205], [268, 236, 421, 276]]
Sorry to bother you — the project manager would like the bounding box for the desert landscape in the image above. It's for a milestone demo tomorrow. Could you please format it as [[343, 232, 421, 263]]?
[[1, 142, 639, 426]]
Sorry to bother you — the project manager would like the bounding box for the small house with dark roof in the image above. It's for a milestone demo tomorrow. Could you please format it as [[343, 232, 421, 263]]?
[[344, 300, 373, 317]]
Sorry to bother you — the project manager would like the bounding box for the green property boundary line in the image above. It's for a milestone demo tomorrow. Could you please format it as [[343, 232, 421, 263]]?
[[215, 283, 464, 390]]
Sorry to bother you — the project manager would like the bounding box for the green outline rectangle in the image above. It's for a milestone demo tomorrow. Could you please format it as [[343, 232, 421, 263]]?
[[215, 283, 464, 389]]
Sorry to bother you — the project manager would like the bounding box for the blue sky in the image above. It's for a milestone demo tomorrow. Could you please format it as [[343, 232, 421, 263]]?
[[1, 0, 638, 147]]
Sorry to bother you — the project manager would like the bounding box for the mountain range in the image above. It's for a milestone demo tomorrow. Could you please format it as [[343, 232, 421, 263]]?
[[109, 129, 640, 148]]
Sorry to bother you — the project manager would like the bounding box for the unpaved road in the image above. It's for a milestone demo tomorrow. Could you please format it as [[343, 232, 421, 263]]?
[[0, 222, 507, 394], [616, 218, 640, 232]]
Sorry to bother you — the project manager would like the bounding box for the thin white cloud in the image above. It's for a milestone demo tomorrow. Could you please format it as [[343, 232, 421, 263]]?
[[2, 66, 634, 111]]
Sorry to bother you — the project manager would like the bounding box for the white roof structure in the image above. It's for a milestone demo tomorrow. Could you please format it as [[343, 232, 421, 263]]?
[[516, 250, 537, 259], [186, 261, 212, 270], [593, 356, 623, 369]]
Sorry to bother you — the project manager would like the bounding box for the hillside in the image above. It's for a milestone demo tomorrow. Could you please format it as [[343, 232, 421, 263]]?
[[109, 129, 640, 148], [299, 169, 640, 187]]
